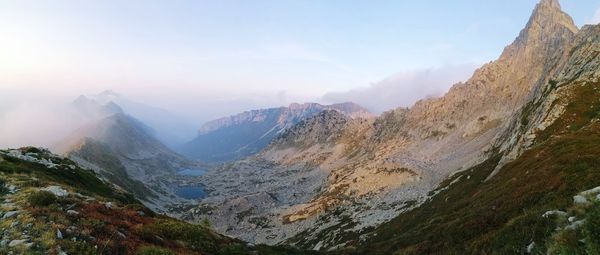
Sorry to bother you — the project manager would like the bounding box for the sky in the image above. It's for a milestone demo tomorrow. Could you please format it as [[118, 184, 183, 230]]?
[[0, 0, 599, 125]]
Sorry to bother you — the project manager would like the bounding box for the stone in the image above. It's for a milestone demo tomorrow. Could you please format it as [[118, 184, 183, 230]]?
[[527, 241, 535, 253], [3, 211, 19, 219], [542, 210, 567, 218], [580, 186, 600, 196], [574, 195, 588, 204], [43, 186, 68, 197], [66, 210, 79, 216], [56, 229, 63, 239], [8, 239, 29, 247]]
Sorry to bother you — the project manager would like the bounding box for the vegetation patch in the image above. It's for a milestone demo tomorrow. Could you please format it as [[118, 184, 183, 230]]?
[[28, 190, 57, 207]]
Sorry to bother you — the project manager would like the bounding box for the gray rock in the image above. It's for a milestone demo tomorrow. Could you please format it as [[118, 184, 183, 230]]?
[[43, 186, 68, 197], [57, 229, 63, 239], [574, 195, 588, 204], [8, 239, 30, 247], [542, 210, 567, 218], [3, 211, 19, 219], [526, 241, 535, 253], [66, 210, 79, 216]]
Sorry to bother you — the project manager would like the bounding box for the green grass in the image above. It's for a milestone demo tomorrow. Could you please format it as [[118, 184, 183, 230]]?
[[0, 152, 137, 204]]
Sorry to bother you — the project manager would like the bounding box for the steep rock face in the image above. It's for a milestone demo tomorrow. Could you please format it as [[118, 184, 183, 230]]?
[[354, 22, 600, 255], [181, 0, 594, 249], [180, 102, 372, 163], [399, 0, 578, 170], [493, 23, 600, 176]]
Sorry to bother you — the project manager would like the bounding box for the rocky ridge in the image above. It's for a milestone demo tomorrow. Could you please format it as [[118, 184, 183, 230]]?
[[180, 102, 373, 163]]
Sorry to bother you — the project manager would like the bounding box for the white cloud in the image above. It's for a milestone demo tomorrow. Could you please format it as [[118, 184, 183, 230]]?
[[321, 64, 478, 113], [593, 8, 600, 24]]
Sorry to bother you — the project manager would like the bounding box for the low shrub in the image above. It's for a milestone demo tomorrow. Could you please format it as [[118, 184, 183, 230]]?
[[28, 190, 57, 207]]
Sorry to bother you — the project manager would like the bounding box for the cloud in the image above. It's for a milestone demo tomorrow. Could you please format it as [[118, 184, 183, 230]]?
[[593, 8, 600, 24], [321, 64, 477, 113]]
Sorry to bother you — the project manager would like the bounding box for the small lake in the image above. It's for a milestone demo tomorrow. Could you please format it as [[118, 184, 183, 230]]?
[[175, 185, 206, 200], [177, 168, 207, 176], [174, 168, 207, 199]]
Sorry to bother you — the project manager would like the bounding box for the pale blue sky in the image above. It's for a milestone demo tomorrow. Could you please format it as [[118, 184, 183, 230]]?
[[0, 0, 599, 119]]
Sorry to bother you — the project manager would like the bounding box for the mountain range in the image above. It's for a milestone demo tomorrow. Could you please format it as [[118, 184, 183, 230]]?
[[180, 102, 373, 163], [2, 0, 600, 254]]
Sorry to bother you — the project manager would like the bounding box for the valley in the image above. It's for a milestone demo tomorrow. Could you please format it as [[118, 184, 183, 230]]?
[[1, 0, 600, 254]]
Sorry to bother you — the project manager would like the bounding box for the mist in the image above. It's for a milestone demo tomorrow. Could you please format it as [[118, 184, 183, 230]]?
[[0, 101, 100, 149], [321, 65, 478, 113], [0, 86, 319, 150], [0, 63, 480, 150]]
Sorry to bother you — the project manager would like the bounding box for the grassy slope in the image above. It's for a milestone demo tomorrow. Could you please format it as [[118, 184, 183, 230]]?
[[342, 81, 600, 254], [0, 149, 315, 255]]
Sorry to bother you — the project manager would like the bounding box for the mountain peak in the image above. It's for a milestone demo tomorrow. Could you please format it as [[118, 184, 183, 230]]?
[[528, 0, 577, 34], [497, 0, 577, 62], [538, 0, 560, 9]]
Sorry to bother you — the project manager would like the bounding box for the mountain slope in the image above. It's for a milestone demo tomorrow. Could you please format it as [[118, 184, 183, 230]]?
[[53, 113, 200, 208], [348, 24, 600, 253], [0, 147, 315, 255], [55, 113, 195, 179], [180, 102, 373, 163], [88, 90, 198, 147], [181, 0, 600, 249]]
